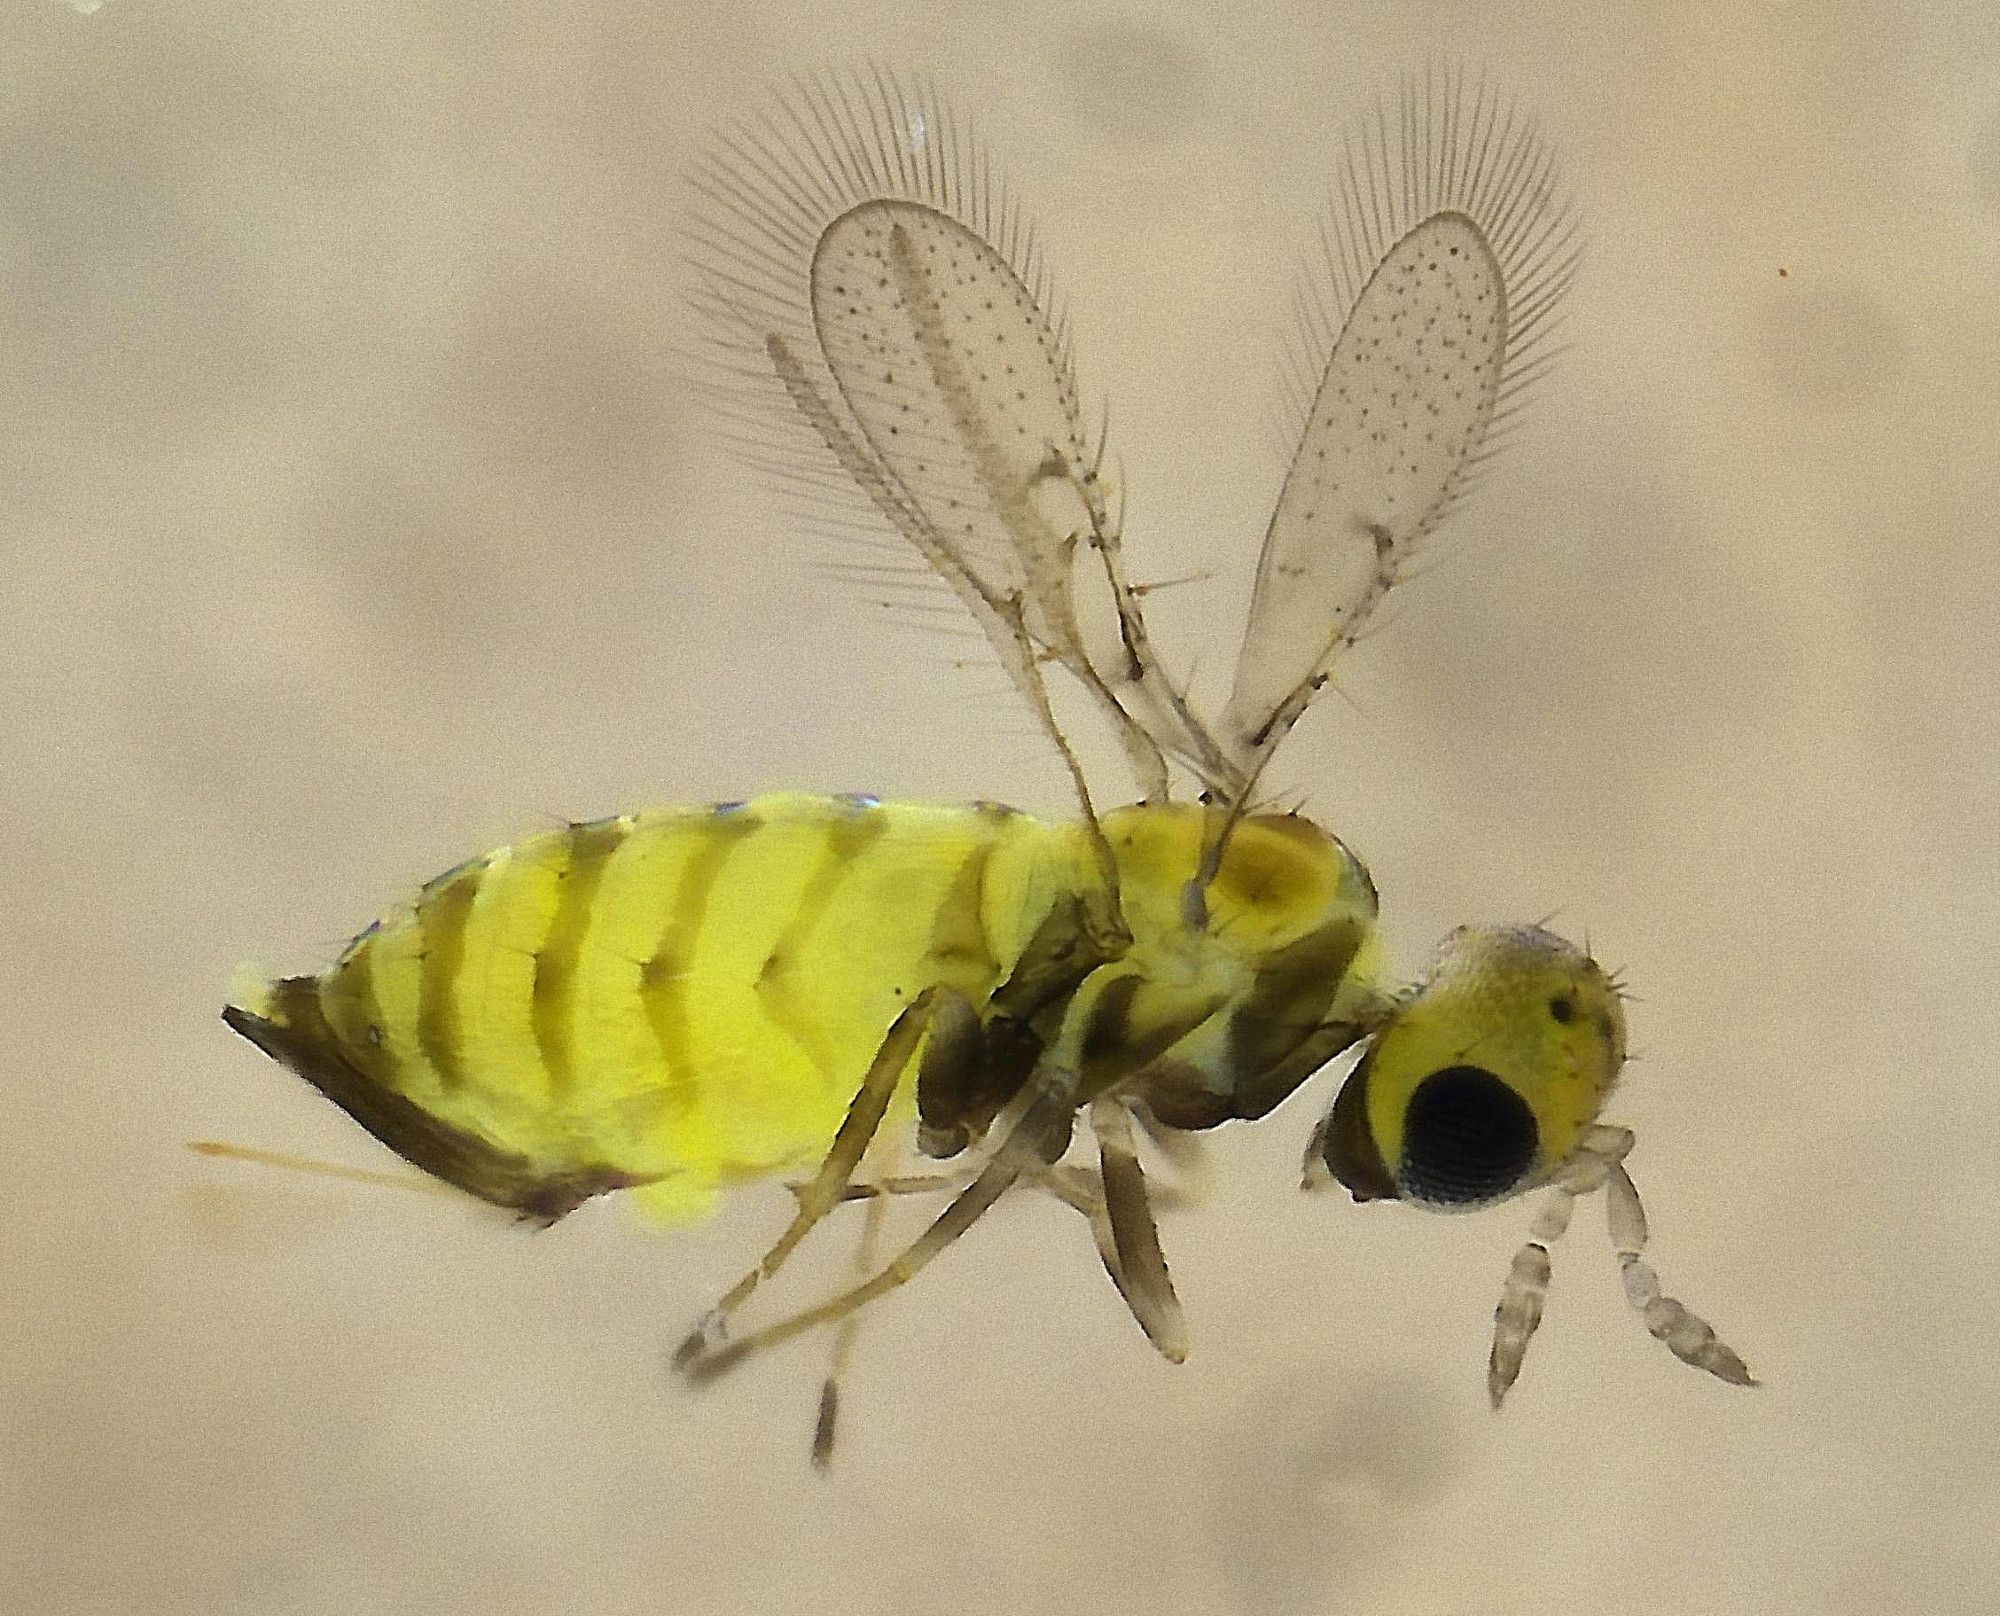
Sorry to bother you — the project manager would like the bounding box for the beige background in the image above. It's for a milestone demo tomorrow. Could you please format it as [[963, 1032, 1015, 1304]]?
[[5, 1, 1997, 1612]]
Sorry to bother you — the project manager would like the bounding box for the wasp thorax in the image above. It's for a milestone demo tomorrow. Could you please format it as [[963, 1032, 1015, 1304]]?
[[1315, 924, 1628, 1210]]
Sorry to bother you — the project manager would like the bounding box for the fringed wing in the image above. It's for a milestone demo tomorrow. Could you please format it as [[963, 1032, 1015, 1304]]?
[[689, 71, 1228, 801], [1219, 68, 1580, 784]]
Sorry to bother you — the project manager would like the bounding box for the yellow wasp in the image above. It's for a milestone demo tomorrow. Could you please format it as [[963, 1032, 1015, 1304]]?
[[223, 66, 1752, 1457]]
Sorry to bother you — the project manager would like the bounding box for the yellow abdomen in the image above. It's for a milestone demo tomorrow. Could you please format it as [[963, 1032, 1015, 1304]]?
[[228, 794, 1078, 1222]]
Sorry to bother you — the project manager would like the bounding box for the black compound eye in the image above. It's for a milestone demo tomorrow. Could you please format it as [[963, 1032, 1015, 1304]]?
[[1398, 1064, 1538, 1206]]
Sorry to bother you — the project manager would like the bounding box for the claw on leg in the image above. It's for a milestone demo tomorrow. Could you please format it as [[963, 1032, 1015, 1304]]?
[[672, 1308, 731, 1374]]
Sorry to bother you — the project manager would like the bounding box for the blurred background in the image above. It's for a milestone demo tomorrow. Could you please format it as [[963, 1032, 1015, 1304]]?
[[4, 1, 1996, 1611]]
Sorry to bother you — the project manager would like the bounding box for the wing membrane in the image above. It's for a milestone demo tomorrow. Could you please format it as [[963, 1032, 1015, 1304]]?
[[809, 199, 1095, 660], [689, 72, 1227, 801], [1221, 69, 1580, 780]]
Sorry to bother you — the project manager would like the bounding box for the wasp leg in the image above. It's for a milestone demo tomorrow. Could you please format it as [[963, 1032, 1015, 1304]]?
[[915, 987, 1017, 1158], [1488, 1124, 1755, 1405], [1036, 1165, 1119, 1262], [916, 891, 1116, 1160], [810, 1167, 890, 1472], [1089, 1098, 1189, 1363], [680, 1058, 1080, 1384], [792, 1172, 978, 1204], [1041, 1157, 1202, 1219], [671, 986, 955, 1373], [1033, 1152, 1190, 1357], [1035, 1163, 1154, 1345], [1129, 1102, 1213, 1208]]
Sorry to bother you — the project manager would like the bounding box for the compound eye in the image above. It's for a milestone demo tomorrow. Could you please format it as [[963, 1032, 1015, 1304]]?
[[1398, 1064, 1539, 1206]]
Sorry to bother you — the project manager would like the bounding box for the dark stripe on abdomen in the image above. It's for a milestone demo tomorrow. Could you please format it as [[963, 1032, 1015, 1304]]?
[[640, 812, 758, 1087], [319, 928, 394, 1084], [925, 830, 1001, 986], [754, 802, 889, 1082], [532, 818, 630, 1101], [415, 861, 484, 1092]]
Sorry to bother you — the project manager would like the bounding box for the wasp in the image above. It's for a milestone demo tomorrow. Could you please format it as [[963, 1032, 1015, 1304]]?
[[223, 66, 1752, 1461]]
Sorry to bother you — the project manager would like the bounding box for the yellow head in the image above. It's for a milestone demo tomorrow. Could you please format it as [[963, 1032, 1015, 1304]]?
[[1313, 924, 1627, 1209]]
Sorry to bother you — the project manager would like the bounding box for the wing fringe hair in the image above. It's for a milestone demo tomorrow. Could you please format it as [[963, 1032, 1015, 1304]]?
[[686, 63, 1578, 902], [687, 71, 1237, 816], [1225, 63, 1580, 780]]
